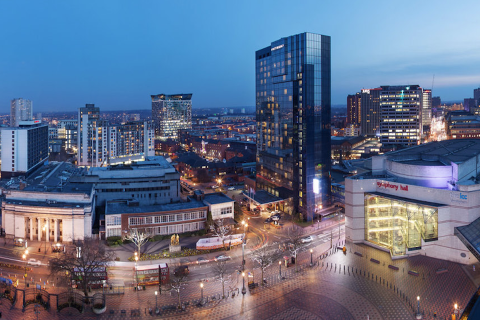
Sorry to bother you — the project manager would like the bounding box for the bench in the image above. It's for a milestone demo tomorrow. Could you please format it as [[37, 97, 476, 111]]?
[[354, 252, 363, 257], [408, 270, 419, 276], [388, 265, 399, 271], [436, 268, 448, 275], [370, 258, 380, 264]]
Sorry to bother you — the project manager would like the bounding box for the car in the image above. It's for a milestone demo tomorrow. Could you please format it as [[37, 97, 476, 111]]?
[[227, 187, 235, 191], [215, 255, 231, 261], [301, 236, 314, 243], [212, 185, 219, 189], [27, 258, 42, 266], [196, 257, 209, 264], [271, 215, 280, 221], [264, 218, 272, 223]]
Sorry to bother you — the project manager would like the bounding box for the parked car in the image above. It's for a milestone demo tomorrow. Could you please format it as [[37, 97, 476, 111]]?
[[215, 254, 231, 261], [271, 215, 280, 221], [227, 187, 235, 191], [301, 236, 314, 243], [196, 257, 209, 264], [27, 258, 42, 266], [212, 185, 219, 189]]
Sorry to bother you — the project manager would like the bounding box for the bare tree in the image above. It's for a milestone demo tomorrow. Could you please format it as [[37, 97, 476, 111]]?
[[124, 228, 152, 255], [286, 226, 307, 272], [250, 242, 280, 286], [212, 261, 231, 299], [169, 265, 189, 309], [210, 218, 230, 250], [49, 238, 115, 300]]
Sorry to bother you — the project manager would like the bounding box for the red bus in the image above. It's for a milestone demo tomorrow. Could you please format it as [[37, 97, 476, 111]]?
[[136, 263, 169, 286]]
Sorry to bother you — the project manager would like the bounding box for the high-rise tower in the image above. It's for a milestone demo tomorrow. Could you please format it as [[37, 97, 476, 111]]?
[[255, 32, 331, 221], [151, 94, 192, 140], [10, 98, 33, 127]]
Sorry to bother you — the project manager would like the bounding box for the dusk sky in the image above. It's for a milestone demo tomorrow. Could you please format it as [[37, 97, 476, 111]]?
[[2, 0, 480, 112]]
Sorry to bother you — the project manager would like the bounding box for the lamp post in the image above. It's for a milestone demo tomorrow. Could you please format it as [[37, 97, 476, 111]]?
[[242, 272, 246, 295], [416, 296, 422, 319], [310, 249, 313, 267], [200, 283, 204, 304], [278, 260, 282, 279], [241, 221, 247, 273], [454, 303, 458, 319], [134, 252, 139, 289], [22, 251, 27, 288], [155, 291, 158, 312]]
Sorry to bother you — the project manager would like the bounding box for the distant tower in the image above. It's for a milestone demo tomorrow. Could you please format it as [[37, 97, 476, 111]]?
[[10, 98, 33, 127], [151, 94, 192, 140], [77, 104, 108, 166]]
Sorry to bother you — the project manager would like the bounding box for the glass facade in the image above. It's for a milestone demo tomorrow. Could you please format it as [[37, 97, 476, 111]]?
[[151, 94, 192, 140], [255, 32, 331, 221], [364, 193, 438, 256]]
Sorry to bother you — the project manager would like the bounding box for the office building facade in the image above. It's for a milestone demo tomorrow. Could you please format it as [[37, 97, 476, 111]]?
[[151, 94, 192, 140], [10, 98, 33, 127], [380, 85, 423, 148], [347, 93, 361, 126], [255, 32, 331, 221], [422, 89, 432, 130], [0, 121, 48, 178]]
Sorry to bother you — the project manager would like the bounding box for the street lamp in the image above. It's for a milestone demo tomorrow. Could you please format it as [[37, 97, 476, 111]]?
[[242, 272, 246, 295], [134, 253, 139, 289], [22, 252, 27, 288], [454, 303, 458, 319], [278, 260, 282, 279], [200, 283, 204, 304], [242, 221, 247, 273], [310, 249, 313, 267], [416, 296, 421, 319], [155, 291, 158, 312]]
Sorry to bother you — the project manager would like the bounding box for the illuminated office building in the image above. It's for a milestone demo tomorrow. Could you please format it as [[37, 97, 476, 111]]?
[[151, 94, 192, 140], [10, 98, 33, 127], [380, 85, 423, 148], [422, 89, 432, 130], [255, 32, 331, 221], [359, 88, 382, 136], [347, 93, 360, 126]]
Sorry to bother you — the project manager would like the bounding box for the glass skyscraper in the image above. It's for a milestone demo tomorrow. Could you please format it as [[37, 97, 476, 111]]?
[[255, 32, 331, 222], [151, 94, 192, 140]]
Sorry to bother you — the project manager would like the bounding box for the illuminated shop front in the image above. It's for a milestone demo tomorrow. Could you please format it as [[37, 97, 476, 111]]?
[[364, 193, 438, 256]]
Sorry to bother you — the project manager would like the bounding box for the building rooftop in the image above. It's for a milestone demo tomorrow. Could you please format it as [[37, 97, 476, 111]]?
[[0, 161, 92, 195], [386, 139, 480, 166], [203, 193, 234, 205], [86, 156, 176, 179], [106, 199, 207, 215]]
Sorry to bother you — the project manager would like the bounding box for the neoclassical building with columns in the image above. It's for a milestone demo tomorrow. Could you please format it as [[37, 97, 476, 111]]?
[[1, 162, 95, 243]]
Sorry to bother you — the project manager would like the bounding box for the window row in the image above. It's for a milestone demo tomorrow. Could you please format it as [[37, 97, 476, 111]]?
[[128, 211, 207, 226]]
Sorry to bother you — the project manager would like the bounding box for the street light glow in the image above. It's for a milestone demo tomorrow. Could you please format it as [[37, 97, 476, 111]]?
[[417, 296, 420, 301], [155, 291, 158, 296], [200, 283, 204, 288]]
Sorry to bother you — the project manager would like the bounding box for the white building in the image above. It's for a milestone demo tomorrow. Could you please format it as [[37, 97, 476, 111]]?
[[203, 192, 235, 220], [0, 121, 48, 178], [345, 139, 480, 264], [10, 98, 33, 127], [1, 162, 94, 243]]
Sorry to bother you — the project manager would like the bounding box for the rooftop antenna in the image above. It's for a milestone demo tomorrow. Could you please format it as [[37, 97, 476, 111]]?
[[431, 74, 435, 91]]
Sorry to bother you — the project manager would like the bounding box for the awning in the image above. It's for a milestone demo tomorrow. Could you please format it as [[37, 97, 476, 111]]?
[[242, 190, 284, 205], [455, 217, 480, 262]]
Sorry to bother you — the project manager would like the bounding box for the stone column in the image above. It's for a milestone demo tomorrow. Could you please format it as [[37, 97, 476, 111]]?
[[54, 219, 58, 243], [37, 218, 41, 241], [30, 218, 34, 241], [46, 219, 50, 243]]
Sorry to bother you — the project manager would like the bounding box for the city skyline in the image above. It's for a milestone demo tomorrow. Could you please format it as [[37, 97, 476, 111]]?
[[1, 1, 480, 112]]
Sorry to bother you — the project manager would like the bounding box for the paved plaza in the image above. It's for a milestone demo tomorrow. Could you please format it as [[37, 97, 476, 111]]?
[[0, 238, 476, 319]]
